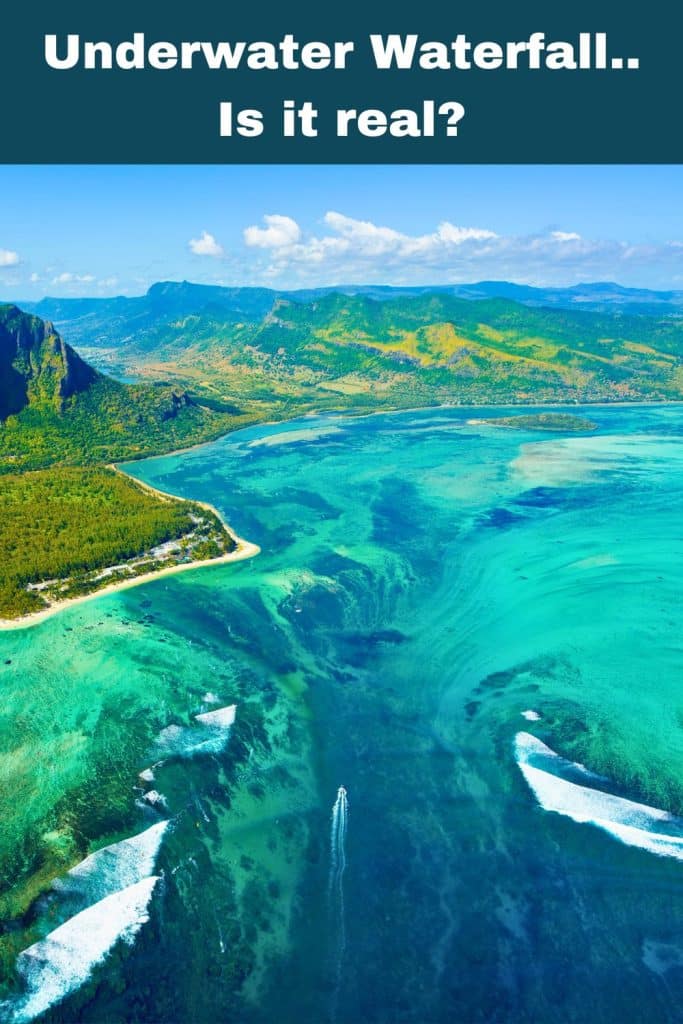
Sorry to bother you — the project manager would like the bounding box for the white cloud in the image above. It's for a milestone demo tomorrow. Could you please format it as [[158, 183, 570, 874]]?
[[189, 231, 224, 257], [0, 248, 20, 267], [246, 212, 496, 263], [437, 222, 499, 244], [52, 272, 95, 284], [551, 231, 582, 242], [244, 214, 302, 249], [239, 211, 683, 286], [30, 272, 40, 283]]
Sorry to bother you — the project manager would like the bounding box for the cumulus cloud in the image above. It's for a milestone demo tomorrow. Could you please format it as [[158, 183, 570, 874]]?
[[244, 214, 302, 249], [0, 248, 20, 267], [246, 211, 495, 264], [238, 211, 683, 286], [52, 272, 95, 284], [189, 231, 224, 258]]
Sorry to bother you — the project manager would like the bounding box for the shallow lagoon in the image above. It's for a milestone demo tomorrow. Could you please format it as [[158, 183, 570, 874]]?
[[1, 405, 682, 1023]]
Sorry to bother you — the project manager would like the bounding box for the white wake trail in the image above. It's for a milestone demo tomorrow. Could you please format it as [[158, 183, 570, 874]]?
[[328, 786, 348, 1020]]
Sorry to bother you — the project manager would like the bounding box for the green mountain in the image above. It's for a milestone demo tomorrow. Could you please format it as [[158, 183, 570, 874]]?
[[0, 291, 681, 617], [21, 279, 683, 341], [0, 303, 96, 418], [5, 285, 683, 445], [0, 305, 245, 472], [53, 287, 681, 409]]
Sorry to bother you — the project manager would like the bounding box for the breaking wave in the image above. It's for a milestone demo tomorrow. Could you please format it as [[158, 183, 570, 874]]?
[[195, 704, 237, 729], [515, 731, 683, 859], [152, 704, 237, 760], [7, 876, 159, 1023], [51, 821, 168, 915]]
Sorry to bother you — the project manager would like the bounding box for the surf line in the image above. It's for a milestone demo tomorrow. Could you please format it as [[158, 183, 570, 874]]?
[[328, 785, 348, 1019], [515, 731, 683, 860]]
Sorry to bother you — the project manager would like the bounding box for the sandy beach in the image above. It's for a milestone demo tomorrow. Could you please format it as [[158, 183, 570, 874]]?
[[0, 467, 261, 632], [3, 401, 678, 634]]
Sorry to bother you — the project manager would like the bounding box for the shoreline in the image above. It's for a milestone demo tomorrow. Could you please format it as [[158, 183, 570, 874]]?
[[1, 397, 678, 632], [0, 471, 261, 632], [116, 399, 683, 465]]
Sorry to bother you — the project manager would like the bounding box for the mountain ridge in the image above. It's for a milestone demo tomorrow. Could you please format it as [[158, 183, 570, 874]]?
[[3, 287, 682, 461], [0, 305, 243, 472], [0, 304, 96, 419], [15, 278, 683, 334], [54, 285, 681, 408]]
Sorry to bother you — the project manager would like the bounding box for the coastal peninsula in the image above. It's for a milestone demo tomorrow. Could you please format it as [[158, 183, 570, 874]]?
[[0, 304, 260, 626], [0, 465, 259, 627]]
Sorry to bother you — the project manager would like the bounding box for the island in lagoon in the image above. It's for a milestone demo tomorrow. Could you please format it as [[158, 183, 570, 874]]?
[[471, 412, 599, 432]]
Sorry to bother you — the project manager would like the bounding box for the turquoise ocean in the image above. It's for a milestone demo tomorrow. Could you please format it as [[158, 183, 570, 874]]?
[[1, 404, 683, 1023]]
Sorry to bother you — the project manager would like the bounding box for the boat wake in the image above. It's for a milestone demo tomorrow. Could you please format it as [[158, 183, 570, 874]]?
[[328, 785, 348, 1019], [516, 731, 683, 859]]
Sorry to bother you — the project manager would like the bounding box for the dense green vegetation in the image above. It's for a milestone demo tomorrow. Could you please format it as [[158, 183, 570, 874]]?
[[37, 286, 683, 412], [0, 304, 245, 473], [0, 304, 243, 618], [231, 291, 683, 405], [2, 283, 681, 619], [0, 375, 249, 472], [478, 412, 598, 431], [0, 467, 233, 619]]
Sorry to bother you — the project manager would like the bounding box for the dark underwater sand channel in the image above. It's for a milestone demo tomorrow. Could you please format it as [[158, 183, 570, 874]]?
[[0, 404, 682, 1023]]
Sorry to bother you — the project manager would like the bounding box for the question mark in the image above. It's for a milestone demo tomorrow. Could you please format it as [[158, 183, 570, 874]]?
[[438, 101, 466, 137]]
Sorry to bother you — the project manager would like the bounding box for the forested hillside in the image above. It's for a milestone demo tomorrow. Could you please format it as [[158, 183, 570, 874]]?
[[58, 288, 683, 410], [0, 468, 234, 618], [2, 286, 681, 618], [0, 304, 245, 472], [0, 306, 240, 619]]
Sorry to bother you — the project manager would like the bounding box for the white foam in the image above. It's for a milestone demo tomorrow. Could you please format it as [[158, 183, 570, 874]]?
[[156, 723, 185, 749], [246, 425, 342, 448], [194, 704, 237, 728], [11, 876, 159, 1023], [521, 710, 541, 721], [142, 790, 167, 808], [52, 821, 168, 908], [152, 705, 237, 759], [516, 732, 604, 783], [515, 732, 683, 860]]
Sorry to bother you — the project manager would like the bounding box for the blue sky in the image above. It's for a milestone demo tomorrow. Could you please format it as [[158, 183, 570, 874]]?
[[1, 165, 683, 297]]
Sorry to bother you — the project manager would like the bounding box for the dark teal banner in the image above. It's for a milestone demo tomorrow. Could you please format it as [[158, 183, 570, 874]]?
[[1, 0, 678, 162]]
